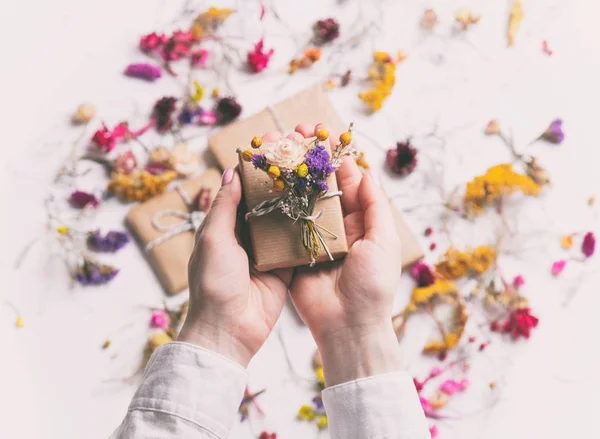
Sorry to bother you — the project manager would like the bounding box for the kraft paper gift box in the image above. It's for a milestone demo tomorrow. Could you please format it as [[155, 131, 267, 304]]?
[[208, 84, 423, 269], [126, 168, 221, 294]]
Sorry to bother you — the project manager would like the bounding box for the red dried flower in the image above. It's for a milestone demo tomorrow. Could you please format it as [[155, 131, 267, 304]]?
[[411, 261, 435, 287], [491, 308, 539, 340], [161, 30, 195, 61], [259, 432, 277, 439], [114, 151, 137, 174], [386, 140, 417, 175], [313, 18, 340, 45], [247, 39, 274, 73], [152, 97, 177, 132], [140, 32, 168, 52], [92, 124, 116, 152], [582, 232, 596, 258], [191, 48, 209, 67], [424, 227, 433, 236], [215, 97, 242, 125], [429, 242, 437, 251], [70, 190, 99, 208]]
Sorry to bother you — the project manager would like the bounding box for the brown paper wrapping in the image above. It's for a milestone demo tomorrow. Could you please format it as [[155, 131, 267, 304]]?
[[238, 143, 348, 271], [208, 83, 423, 269], [126, 168, 222, 294]]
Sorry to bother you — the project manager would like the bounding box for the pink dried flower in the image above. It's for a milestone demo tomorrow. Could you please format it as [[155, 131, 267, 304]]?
[[582, 232, 596, 258], [429, 425, 439, 438], [386, 140, 417, 175], [491, 308, 539, 339], [551, 259, 567, 276], [247, 39, 274, 73], [191, 49, 209, 67], [91, 122, 130, 152], [440, 378, 469, 394], [429, 367, 442, 378], [197, 108, 217, 125], [114, 151, 137, 174], [140, 32, 168, 52], [124, 63, 162, 81], [70, 190, 99, 208], [150, 310, 169, 329], [411, 261, 435, 287], [512, 274, 525, 289], [541, 118, 564, 144]]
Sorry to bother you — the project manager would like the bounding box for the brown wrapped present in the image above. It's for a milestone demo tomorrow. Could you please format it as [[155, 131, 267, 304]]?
[[126, 168, 222, 294], [208, 83, 423, 268]]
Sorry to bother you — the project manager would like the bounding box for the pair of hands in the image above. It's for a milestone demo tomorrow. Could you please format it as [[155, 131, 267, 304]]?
[[178, 124, 402, 387]]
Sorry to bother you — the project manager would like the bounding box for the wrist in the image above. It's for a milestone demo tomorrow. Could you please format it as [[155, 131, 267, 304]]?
[[177, 320, 253, 368], [317, 321, 402, 387]]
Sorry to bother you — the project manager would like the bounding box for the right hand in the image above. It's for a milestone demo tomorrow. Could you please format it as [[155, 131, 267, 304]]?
[[289, 124, 403, 387]]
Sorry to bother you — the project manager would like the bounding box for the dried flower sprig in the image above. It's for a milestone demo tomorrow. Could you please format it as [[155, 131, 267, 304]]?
[[107, 170, 177, 202], [359, 51, 404, 112], [240, 124, 355, 265], [87, 230, 130, 253], [507, 0, 523, 47]]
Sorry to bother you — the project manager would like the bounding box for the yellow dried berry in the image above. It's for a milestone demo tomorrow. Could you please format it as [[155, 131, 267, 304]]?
[[316, 129, 329, 141], [242, 150, 254, 162], [273, 179, 285, 192], [317, 415, 328, 430], [296, 163, 309, 178], [15, 316, 24, 328], [560, 235, 574, 249], [57, 225, 69, 235], [73, 103, 96, 124], [339, 131, 352, 146], [251, 136, 262, 149], [268, 165, 281, 179], [212, 88, 220, 98]]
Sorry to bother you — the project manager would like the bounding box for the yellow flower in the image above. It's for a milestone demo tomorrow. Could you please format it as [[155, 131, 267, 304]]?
[[315, 367, 325, 387], [560, 235, 574, 249], [317, 415, 328, 429], [373, 51, 391, 63], [15, 316, 24, 328], [57, 225, 69, 235], [102, 340, 111, 349], [356, 152, 370, 169], [273, 179, 285, 192], [298, 404, 315, 421], [268, 165, 281, 179], [211, 88, 220, 98], [296, 163, 309, 178], [242, 150, 254, 162], [470, 246, 496, 274], [251, 136, 262, 149], [339, 131, 352, 146], [436, 248, 471, 280], [191, 81, 204, 103], [316, 129, 329, 141]]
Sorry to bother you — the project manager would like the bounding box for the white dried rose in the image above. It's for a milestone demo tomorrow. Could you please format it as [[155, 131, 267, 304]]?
[[262, 136, 313, 169]]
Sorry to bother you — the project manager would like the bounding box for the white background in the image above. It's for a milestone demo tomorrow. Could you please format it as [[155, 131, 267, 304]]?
[[2, 0, 600, 438]]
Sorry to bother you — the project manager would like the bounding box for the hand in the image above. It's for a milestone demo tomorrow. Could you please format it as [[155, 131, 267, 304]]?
[[289, 124, 403, 386], [179, 157, 293, 367]]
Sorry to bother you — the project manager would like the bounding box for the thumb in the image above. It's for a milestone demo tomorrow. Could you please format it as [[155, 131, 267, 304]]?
[[358, 173, 396, 244], [200, 168, 241, 242]]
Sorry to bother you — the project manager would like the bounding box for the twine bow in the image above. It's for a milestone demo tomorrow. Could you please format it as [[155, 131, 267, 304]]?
[[145, 185, 207, 252]]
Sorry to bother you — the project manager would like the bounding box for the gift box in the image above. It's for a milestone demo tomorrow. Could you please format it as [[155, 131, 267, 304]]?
[[126, 168, 222, 294], [208, 83, 423, 269]]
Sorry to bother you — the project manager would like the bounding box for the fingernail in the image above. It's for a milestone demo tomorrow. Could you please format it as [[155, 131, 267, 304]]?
[[221, 168, 234, 186], [369, 171, 381, 187]]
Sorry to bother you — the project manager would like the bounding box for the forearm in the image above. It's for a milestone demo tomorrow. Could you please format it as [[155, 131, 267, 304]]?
[[319, 322, 430, 439], [110, 342, 247, 438]]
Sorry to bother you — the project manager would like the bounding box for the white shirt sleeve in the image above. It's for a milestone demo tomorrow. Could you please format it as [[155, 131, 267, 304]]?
[[110, 342, 247, 439], [322, 371, 430, 439]]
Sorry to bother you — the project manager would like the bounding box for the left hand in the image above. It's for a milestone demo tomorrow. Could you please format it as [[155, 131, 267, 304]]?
[[178, 133, 293, 367]]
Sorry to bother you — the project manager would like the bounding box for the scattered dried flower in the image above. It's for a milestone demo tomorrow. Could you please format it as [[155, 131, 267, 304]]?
[[87, 230, 130, 252], [429, 425, 439, 438], [114, 151, 137, 175], [430, 242, 437, 251], [259, 432, 277, 439], [411, 261, 436, 287], [512, 274, 525, 289], [560, 234, 574, 249], [140, 32, 168, 52], [102, 340, 111, 349], [386, 140, 417, 175], [484, 119, 500, 135], [190, 48, 209, 67], [312, 18, 340, 45], [355, 151, 369, 169], [508, 0, 523, 47], [289, 48, 322, 73], [150, 310, 169, 329], [525, 158, 551, 186], [440, 378, 469, 395], [247, 39, 274, 73], [15, 316, 24, 328], [70, 190, 99, 209], [541, 118, 564, 144], [73, 103, 96, 124], [359, 51, 399, 111], [424, 227, 433, 237], [152, 97, 177, 132], [582, 232, 596, 258], [215, 97, 242, 125], [75, 257, 119, 285], [421, 9, 438, 30], [454, 8, 480, 31], [551, 259, 567, 276], [542, 40, 553, 56], [124, 63, 162, 81], [191, 7, 234, 40], [491, 307, 538, 339], [107, 170, 177, 202]]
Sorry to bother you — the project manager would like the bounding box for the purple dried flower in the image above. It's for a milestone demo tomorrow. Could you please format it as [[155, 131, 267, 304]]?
[[87, 230, 130, 253], [124, 63, 162, 81], [305, 145, 334, 180], [75, 258, 119, 285], [386, 140, 417, 176], [312, 395, 324, 411], [582, 232, 596, 258], [541, 118, 564, 144], [215, 97, 242, 125], [296, 178, 308, 192], [251, 154, 267, 170], [70, 190, 99, 208], [178, 107, 194, 124]]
